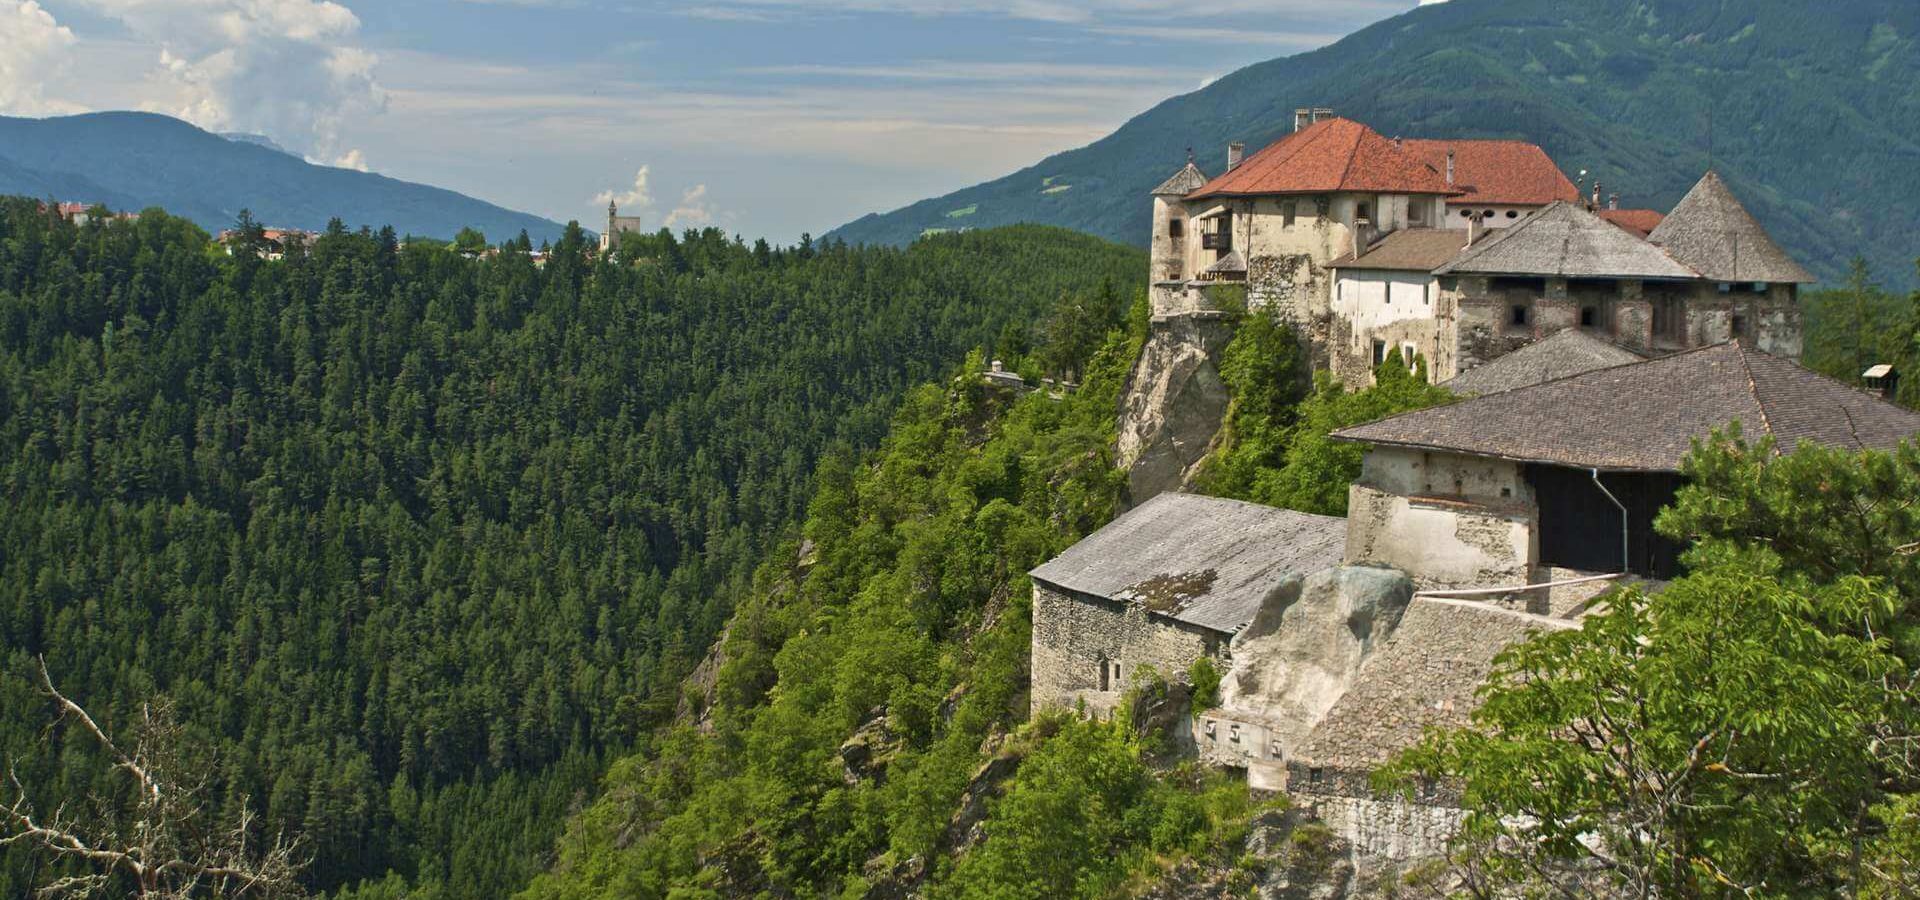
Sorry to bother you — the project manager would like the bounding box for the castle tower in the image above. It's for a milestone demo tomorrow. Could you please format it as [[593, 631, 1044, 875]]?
[[603, 199, 619, 252], [1148, 152, 1208, 302]]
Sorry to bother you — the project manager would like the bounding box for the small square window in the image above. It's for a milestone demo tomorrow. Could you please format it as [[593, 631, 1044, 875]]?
[[1282, 201, 1297, 228], [1732, 314, 1748, 337], [1372, 339, 1388, 366], [1168, 218, 1184, 238]]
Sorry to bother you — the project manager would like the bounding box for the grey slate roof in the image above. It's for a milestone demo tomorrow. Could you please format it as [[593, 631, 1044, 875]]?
[[1441, 329, 1645, 396], [1328, 228, 1469, 272], [1029, 493, 1347, 634], [1335, 342, 1920, 472], [1152, 162, 1210, 196], [1648, 172, 1814, 285], [1436, 201, 1699, 280], [1293, 598, 1574, 771], [1202, 250, 1248, 277]]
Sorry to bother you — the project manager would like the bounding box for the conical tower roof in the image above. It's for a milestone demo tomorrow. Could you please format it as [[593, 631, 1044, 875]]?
[[1648, 172, 1813, 284], [1151, 161, 1209, 196]]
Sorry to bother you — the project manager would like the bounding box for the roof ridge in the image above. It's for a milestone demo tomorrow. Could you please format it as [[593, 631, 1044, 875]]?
[[1731, 342, 1777, 445], [1334, 342, 1734, 441]]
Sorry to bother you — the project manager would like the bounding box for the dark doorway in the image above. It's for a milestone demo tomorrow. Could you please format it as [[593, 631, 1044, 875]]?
[[1526, 465, 1686, 579]]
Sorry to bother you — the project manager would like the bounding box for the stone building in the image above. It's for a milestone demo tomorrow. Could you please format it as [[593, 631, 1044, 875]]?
[[600, 199, 646, 252], [1144, 113, 1578, 355], [1328, 173, 1813, 386], [1335, 342, 1920, 594], [1028, 492, 1345, 719], [1284, 598, 1576, 860]]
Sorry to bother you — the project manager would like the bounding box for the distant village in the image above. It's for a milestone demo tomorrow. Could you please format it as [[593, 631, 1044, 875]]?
[[1028, 109, 1920, 875]]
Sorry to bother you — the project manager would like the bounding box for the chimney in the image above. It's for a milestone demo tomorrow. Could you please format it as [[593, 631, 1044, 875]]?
[[1445, 149, 1456, 186], [1313, 107, 1334, 123], [1864, 365, 1899, 401], [1227, 142, 1246, 171], [1609, 193, 1619, 211], [1467, 211, 1483, 246], [1294, 108, 1313, 132], [1591, 181, 1602, 210]]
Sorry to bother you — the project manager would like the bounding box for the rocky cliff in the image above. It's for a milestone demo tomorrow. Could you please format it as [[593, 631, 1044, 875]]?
[[1115, 316, 1237, 503]]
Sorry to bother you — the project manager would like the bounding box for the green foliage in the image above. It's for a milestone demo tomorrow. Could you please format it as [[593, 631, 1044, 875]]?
[[1802, 255, 1920, 407], [1195, 306, 1307, 499], [451, 226, 488, 255], [1207, 354, 1451, 516], [1186, 657, 1221, 711], [0, 197, 1142, 896], [1388, 436, 1920, 896], [520, 288, 1263, 897], [1036, 278, 1128, 381]]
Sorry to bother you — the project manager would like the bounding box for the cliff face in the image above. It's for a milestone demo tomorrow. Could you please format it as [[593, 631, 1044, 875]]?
[[1115, 316, 1237, 504]]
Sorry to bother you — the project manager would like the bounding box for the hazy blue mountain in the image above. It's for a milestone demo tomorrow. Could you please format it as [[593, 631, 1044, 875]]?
[[827, 0, 1920, 286], [0, 112, 568, 242]]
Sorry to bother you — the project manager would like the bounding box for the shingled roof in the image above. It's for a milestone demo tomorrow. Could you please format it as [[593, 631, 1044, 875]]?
[[1436, 201, 1699, 280], [1152, 161, 1210, 197], [1328, 228, 1469, 272], [1188, 119, 1458, 200], [1648, 172, 1814, 284], [1441, 329, 1645, 396], [1029, 493, 1347, 635], [1599, 208, 1666, 238], [1402, 139, 1579, 207], [1292, 598, 1575, 772], [1334, 342, 1920, 472]]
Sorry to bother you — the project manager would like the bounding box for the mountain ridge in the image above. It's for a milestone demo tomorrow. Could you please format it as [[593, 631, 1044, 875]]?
[[827, 0, 1920, 287], [0, 111, 568, 242]]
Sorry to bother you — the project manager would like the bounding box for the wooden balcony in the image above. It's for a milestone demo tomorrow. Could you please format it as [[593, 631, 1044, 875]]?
[[1200, 232, 1232, 251]]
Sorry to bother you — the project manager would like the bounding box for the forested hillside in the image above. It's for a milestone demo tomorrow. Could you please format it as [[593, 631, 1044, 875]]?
[[0, 200, 1141, 897], [828, 0, 1920, 286]]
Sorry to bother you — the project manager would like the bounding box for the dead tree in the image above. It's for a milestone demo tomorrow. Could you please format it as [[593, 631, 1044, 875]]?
[[1, 657, 306, 898]]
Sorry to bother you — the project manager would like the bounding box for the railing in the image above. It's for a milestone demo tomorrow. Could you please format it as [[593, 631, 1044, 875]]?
[[1200, 232, 1232, 251]]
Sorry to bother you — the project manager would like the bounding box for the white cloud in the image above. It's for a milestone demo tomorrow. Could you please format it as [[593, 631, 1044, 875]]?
[[593, 165, 654, 213], [0, 1, 80, 115], [67, 0, 386, 159], [663, 184, 715, 229]]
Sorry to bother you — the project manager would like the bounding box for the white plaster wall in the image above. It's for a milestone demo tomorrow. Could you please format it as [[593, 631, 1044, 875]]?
[[1438, 204, 1540, 229], [1358, 447, 1534, 506], [1344, 485, 1536, 592]]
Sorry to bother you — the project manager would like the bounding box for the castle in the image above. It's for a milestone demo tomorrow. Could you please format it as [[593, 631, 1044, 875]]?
[[601, 200, 646, 252], [1147, 110, 1809, 387], [1033, 111, 1920, 872]]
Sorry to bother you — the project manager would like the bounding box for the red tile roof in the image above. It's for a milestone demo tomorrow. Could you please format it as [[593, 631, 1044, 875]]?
[[1188, 118, 1459, 199], [1598, 208, 1666, 238], [1401, 139, 1578, 207]]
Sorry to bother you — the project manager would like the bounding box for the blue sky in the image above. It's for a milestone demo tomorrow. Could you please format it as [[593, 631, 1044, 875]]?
[[4, 0, 1428, 241]]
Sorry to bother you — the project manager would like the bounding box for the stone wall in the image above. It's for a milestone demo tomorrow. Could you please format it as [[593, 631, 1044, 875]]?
[[1296, 793, 1466, 862], [1030, 582, 1228, 719]]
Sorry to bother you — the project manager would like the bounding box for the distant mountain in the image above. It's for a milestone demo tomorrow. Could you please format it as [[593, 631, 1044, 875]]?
[[0, 112, 567, 242], [827, 0, 1920, 286], [219, 132, 296, 157]]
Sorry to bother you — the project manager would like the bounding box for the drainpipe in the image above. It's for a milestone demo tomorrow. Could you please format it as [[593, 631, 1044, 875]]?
[[1591, 468, 1630, 574]]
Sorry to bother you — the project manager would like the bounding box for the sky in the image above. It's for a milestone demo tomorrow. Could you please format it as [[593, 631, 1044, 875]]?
[[1, 0, 1432, 242]]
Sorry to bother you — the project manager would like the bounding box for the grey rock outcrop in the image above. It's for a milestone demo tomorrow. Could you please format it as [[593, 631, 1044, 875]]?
[[1222, 566, 1414, 759], [1116, 316, 1236, 504]]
